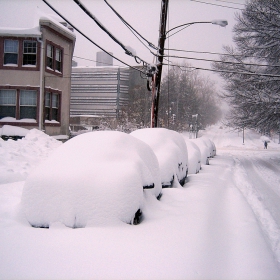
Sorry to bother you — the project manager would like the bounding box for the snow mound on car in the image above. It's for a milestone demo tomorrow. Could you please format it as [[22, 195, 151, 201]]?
[[131, 128, 188, 187], [21, 131, 161, 228], [184, 139, 202, 174]]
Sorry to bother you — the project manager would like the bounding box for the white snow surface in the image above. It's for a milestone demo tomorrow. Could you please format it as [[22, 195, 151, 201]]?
[[131, 128, 188, 186], [1, 125, 280, 279]]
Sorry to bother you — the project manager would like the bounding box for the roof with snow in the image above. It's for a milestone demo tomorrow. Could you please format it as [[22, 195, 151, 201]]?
[[0, 11, 75, 41]]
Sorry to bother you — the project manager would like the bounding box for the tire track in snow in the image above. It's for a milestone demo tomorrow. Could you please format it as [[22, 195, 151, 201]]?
[[233, 154, 280, 263]]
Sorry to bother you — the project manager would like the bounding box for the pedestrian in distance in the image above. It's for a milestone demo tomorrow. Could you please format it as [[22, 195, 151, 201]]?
[[264, 140, 268, 149]]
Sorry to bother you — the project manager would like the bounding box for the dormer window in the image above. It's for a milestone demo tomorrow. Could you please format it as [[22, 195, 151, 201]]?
[[4, 39, 18, 65]]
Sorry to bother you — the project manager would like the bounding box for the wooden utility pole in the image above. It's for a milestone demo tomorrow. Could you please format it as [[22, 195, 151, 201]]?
[[151, 0, 169, 128]]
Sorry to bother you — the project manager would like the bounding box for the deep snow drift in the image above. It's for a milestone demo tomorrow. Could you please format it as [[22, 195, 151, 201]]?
[[0, 125, 280, 280]]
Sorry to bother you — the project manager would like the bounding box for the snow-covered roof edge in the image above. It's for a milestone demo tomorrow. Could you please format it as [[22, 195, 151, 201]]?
[[0, 26, 41, 37]]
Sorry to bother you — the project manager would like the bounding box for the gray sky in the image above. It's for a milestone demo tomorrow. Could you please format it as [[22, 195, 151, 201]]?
[[1, 0, 246, 86]]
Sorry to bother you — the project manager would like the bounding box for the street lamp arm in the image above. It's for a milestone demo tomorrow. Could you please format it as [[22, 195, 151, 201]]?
[[165, 20, 228, 36]]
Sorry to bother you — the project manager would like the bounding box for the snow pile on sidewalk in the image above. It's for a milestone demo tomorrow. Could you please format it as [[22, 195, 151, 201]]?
[[0, 129, 61, 184]]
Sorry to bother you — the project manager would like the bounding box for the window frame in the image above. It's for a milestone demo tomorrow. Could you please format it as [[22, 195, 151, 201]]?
[[0, 89, 17, 119], [0, 86, 39, 125], [45, 40, 63, 76], [0, 37, 40, 71], [44, 90, 61, 124], [22, 40, 37, 66], [4, 39, 19, 65], [19, 89, 37, 120]]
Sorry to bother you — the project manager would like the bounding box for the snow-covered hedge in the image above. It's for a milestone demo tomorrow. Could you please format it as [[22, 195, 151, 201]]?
[[21, 131, 162, 228]]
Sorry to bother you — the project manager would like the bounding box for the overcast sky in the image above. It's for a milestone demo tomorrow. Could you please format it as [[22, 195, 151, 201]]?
[[1, 0, 246, 87]]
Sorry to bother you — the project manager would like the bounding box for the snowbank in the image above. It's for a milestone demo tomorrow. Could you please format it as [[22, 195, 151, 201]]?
[[0, 124, 29, 137], [21, 131, 162, 228], [0, 128, 61, 184], [131, 128, 188, 187]]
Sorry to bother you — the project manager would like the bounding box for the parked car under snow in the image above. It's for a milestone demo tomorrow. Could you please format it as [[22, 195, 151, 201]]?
[[184, 139, 201, 174], [21, 131, 162, 228], [190, 136, 216, 165], [131, 128, 188, 188]]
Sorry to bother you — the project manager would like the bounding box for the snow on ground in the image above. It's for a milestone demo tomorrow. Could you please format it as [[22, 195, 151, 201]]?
[[0, 125, 280, 279]]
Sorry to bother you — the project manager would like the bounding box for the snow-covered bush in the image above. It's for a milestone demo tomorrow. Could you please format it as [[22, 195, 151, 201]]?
[[21, 131, 162, 228], [131, 128, 188, 187]]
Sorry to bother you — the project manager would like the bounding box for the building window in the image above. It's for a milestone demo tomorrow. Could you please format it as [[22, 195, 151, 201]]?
[[55, 48, 62, 72], [23, 40, 37, 66], [0, 89, 16, 119], [46, 44, 53, 69], [45, 42, 63, 75], [45, 92, 60, 122], [20, 90, 37, 119], [4, 39, 18, 65]]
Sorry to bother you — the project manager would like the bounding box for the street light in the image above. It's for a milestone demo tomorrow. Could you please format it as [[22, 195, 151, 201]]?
[[165, 20, 228, 37], [150, 1, 228, 128]]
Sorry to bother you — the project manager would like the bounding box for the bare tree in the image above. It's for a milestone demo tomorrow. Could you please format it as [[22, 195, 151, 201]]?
[[213, 0, 280, 133]]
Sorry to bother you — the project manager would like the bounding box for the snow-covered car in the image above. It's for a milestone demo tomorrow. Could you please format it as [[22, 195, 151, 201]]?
[[189, 138, 210, 165], [184, 139, 201, 174], [21, 131, 162, 228], [191, 136, 216, 163], [131, 128, 188, 187], [200, 136, 216, 158]]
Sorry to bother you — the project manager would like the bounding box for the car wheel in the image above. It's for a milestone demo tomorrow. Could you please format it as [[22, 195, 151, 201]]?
[[132, 209, 142, 225]]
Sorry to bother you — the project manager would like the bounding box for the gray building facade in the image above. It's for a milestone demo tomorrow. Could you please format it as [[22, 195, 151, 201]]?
[[96, 51, 113, 66], [70, 66, 130, 118]]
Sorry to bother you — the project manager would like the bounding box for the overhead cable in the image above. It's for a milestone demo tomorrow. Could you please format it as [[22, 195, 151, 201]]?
[[163, 63, 280, 78], [215, 0, 245, 6], [159, 53, 280, 68], [73, 0, 132, 56], [190, 0, 243, 10], [42, 0, 146, 75], [104, 0, 158, 50], [73, 0, 150, 66]]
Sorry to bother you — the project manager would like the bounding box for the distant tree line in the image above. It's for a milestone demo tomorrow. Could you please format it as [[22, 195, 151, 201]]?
[[118, 61, 222, 132], [212, 0, 280, 135]]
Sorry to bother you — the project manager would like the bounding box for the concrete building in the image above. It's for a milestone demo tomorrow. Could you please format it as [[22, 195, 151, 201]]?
[[96, 51, 113, 66], [0, 16, 76, 136], [70, 66, 130, 118]]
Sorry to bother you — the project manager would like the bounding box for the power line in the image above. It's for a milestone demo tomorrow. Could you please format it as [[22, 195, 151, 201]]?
[[163, 63, 280, 78], [104, 0, 158, 50], [159, 53, 280, 69], [190, 0, 243, 10], [73, 0, 151, 66], [164, 48, 275, 60], [215, 0, 245, 6], [73, 0, 132, 56], [42, 0, 146, 75]]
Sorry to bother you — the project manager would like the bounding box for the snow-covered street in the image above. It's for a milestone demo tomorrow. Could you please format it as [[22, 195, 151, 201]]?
[[1, 126, 280, 279]]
